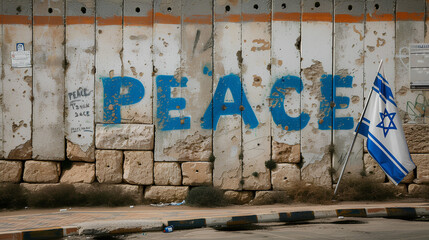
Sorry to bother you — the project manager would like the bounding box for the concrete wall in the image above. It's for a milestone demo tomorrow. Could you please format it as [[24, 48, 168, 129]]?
[[1, 0, 429, 203]]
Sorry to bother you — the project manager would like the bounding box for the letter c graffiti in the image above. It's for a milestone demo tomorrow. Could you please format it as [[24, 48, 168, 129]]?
[[270, 75, 310, 131]]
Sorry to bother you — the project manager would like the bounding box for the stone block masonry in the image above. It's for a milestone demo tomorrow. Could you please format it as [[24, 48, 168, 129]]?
[[0, 0, 428, 205], [95, 124, 154, 150], [154, 162, 182, 186], [0, 160, 23, 183], [60, 162, 95, 184], [123, 151, 154, 185], [182, 162, 213, 186], [23, 161, 61, 183], [95, 150, 123, 184]]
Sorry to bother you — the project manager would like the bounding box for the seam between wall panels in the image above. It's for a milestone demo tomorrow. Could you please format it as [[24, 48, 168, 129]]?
[[331, 0, 335, 186], [63, 0, 67, 160]]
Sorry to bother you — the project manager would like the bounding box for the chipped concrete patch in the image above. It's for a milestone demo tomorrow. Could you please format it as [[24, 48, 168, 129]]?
[[67, 141, 95, 162], [162, 133, 211, 161], [96, 124, 154, 150], [301, 153, 332, 187], [7, 140, 32, 160], [272, 141, 300, 163], [303, 60, 325, 82]]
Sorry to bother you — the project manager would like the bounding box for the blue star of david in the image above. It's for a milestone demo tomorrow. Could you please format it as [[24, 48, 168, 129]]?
[[376, 109, 397, 137]]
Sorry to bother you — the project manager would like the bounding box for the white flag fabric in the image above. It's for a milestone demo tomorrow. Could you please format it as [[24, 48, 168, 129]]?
[[356, 69, 415, 185]]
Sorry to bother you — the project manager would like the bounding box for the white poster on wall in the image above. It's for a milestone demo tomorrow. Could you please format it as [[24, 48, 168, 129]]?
[[11, 51, 31, 68], [410, 43, 429, 89]]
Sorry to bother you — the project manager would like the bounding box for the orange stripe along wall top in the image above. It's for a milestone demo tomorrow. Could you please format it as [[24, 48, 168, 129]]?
[[0, 0, 428, 203]]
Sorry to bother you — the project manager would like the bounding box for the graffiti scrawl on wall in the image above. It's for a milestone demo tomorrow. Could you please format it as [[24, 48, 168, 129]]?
[[102, 72, 355, 131]]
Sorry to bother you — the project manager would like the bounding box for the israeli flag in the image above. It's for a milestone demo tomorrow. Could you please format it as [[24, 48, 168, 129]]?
[[356, 70, 415, 185]]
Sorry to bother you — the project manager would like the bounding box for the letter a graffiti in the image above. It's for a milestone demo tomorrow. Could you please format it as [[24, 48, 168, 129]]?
[[201, 74, 258, 130]]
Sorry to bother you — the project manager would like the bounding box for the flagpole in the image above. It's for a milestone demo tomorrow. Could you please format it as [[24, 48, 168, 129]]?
[[334, 60, 384, 195]]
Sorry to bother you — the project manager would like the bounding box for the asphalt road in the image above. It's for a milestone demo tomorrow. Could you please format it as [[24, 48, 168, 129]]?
[[66, 217, 429, 240]]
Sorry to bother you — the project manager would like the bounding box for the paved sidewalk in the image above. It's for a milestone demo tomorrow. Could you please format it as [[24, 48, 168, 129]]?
[[0, 201, 428, 239]]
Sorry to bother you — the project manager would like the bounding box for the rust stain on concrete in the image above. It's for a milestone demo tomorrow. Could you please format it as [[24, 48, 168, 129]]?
[[12, 120, 24, 133], [229, 0, 239, 6], [84, 46, 95, 54], [174, 67, 182, 82], [355, 52, 364, 66], [24, 76, 32, 88], [397, 86, 408, 96], [376, 38, 385, 47], [252, 75, 262, 88], [130, 66, 138, 76], [163, 133, 211, 161], [353, 25, 364, 41], [337, 69, 348, 77], [251, 39, 270, 51], [351, 95, 360, 104], [303, 60, 325, 82], [129, 34, 147, 40], [367, 46, 375, 52]]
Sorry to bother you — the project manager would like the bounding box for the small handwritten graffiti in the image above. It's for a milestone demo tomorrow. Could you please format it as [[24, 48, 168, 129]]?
[[68, 87, 94, 135], [102, 73, 356, 131], [406, 94, 428, 121], [70, 126, 93, 134], [69, 87, 93, 118], [103, 76, 144, 123]]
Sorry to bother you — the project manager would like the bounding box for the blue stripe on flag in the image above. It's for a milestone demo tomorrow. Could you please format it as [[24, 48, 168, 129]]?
[[362, 117, 370, 124], [377, 73, 388, 84], [373, 77, 397, 107], [367, 137, 406, 184], [368, 131, 408, 173], [356, 121, 369, 137]]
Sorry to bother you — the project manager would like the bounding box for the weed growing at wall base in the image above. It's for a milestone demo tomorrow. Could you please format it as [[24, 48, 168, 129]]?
[[0, 183, 137, 209], [0, 184, 27, 210], [286, 183, 334, 204], [410, 185, 429, 200], [335, 178, 396, 201], [27, 184, 84, 208], [265, 159, 277, 171], [186, 186, 227, 207]]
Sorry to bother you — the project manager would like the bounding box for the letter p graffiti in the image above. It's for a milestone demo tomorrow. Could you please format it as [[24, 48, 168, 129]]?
[[103, 76, 145, 123]]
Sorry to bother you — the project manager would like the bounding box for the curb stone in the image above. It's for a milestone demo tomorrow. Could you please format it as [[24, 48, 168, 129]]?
[[0, 207, 428, 239], [77, 220, 164, 235]]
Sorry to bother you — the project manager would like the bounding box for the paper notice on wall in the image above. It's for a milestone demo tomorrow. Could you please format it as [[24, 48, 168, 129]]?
[[11, 51, 31, 68]]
